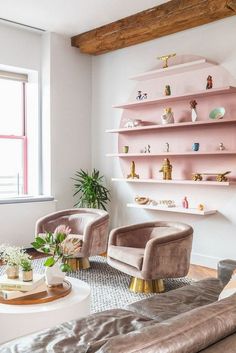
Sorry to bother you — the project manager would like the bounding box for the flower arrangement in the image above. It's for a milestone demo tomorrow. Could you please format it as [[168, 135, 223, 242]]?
[[31, 225, 83, 272], [20, 253, 33, 272], [0, 245, 26, 267]]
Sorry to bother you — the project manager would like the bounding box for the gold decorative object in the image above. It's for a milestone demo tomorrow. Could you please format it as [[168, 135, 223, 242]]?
[[198, 204, 204, 211], [135, 196, 150, 205], [6, 265, 19, 279], [157, 53, 176, 68], [22, 270, 33, 282], [159, 158, 172, 180], [129, 277, 165, 293], [192, 171, 231, 182], [127, 161, 139, 179]]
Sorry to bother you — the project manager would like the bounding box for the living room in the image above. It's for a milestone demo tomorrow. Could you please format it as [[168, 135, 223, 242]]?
[[0, 0, 236, 352]]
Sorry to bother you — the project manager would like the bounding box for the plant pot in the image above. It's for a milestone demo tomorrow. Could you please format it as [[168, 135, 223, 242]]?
[[6, 265, 19, 279], [45, 263, 65, 287], [22, 270, 33, 282]]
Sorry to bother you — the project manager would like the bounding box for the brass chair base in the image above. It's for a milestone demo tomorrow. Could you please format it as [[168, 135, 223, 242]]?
[[99, 252, 107, 257], [66, 257, 90, 271], [129, 277, 165, 294]]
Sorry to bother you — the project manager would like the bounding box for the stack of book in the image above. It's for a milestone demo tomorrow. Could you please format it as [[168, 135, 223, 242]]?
[[0, 274, 46, 300]]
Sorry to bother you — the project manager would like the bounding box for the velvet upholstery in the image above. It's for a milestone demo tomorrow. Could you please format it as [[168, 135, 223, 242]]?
[[35, 208, 109, 258], [107, 221, 193, 280]]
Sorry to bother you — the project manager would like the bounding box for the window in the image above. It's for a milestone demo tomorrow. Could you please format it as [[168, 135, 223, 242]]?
[[0, 69, 41, 200]]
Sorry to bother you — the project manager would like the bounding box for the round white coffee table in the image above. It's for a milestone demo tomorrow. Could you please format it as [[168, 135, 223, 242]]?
[[0, 277, 90, 344]]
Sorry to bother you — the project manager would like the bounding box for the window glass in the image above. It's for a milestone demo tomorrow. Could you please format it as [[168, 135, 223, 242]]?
[[0, 79, 23, 136], [0, 139, 24, 196]]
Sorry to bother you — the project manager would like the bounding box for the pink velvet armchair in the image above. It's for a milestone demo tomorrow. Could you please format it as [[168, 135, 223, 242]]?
[[35, 208, 109, 270], [107, 221, 193, 293]]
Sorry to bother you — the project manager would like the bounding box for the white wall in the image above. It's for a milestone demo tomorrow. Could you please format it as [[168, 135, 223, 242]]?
[[0, 25, 92, 246], [91, 16, 236, 268]]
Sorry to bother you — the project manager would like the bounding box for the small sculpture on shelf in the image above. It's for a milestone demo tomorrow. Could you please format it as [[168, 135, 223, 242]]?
[[157, 53, 176, 68], [124, 119, 143, 128], [182, 196, 189, 209], [206, 75, 213, 89], [190, 100, 198, 122], [161, 108, 174, 125], [192, 171, 231, 182], [158, 200, 176, 207], [159, 158, 172, 180], [192, 142, 200, 151], [140, 144, 151, 153], [164, 85, 171, 96], [198, 204, 204, 211], [135, 196, 150, 205], [219, 142, 225, 151], [165, 142, 170, 153], [122, 146, 129, 153], [127, 161, 139, 179], [136, 91, 147, 101]]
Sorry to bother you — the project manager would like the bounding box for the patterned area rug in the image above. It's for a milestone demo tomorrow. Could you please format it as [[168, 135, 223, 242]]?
[[0, 256, 192, 313]]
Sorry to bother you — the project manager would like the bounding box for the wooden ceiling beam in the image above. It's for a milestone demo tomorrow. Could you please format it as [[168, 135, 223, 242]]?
[[71, 0, 236, 55]]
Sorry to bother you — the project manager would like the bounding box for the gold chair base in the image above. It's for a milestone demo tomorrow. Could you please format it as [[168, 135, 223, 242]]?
[[66, 257, 90, 271], [129, 277, 165, 293], [99, 252, 107, 257]]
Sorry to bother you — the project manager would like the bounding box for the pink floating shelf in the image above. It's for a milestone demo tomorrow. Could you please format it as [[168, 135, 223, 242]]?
[[106, 118, 236, 134], [127, 203, 216, 216], [129, 59, 216, 81], [113, 86, 236, 109], [106, 151, 236, 158], [111, 178, 234, 186]]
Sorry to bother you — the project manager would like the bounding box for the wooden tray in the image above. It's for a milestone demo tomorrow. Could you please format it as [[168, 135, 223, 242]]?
[[0, 280, 72, 305]]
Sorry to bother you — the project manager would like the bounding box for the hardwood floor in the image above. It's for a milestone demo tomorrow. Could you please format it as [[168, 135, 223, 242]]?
[[1, 249, 218, 280], [188, 264, 217, 281]]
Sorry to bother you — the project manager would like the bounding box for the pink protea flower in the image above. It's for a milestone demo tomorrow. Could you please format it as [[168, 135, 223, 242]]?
[[53, 224, 71, 236]]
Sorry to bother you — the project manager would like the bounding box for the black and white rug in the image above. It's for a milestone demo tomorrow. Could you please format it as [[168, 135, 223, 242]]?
[[0, 256, 192, 313]]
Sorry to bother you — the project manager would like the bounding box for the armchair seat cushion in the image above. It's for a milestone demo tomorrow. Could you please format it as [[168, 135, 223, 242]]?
[[108, 245, 144, 270]]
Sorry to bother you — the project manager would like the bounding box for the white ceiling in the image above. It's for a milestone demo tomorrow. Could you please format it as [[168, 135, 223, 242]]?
[[0, 0, 169, 36]]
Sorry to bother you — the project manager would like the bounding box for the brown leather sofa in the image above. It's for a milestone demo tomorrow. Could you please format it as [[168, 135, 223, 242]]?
[[1, 259, 236, 353]]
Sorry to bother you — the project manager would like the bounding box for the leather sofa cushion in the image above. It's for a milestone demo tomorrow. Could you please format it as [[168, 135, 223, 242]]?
[[108, 245, 144, 270], [99, 293, 236, 353], [127, 278, 223, 321]]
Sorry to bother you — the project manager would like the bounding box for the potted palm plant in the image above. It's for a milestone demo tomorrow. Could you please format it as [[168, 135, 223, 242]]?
[[73, 169, 110, 210]]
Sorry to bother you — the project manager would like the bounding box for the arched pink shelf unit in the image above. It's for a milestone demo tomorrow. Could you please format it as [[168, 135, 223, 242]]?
[[106, 56, 236, 215]]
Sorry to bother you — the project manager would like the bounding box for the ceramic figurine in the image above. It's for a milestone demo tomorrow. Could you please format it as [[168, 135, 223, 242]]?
[[198, 204, 204, 211], [165, 142, 170, 152], [192, 142, 200, 151], [190, 100, 198, 122], [127, 161, 139, 179], [159, 158, 172, 180], [206, 75, 213, 89], [182, 196, 189, 209], [164, 85, 171, 96], [122, 146, 129, 153], [133, 119, 143, 127], [219, 142, 225, 151], [143, 93, 147, 99], [157, 53, 176, 68], [136, 91, 143, 100], [124, 120, 135, 128], [161, 108, 174, 125]]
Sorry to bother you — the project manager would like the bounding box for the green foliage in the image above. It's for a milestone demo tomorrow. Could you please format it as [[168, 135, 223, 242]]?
[[31, 232, 71, 272], [72, 169, 110, 210], [20, 257, 32, 272]]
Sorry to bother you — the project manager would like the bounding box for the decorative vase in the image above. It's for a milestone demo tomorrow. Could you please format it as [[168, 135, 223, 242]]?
[[22, 270, 33, 282], [45, 263, 65, 287], [6, 265, 19, 279], [191, 108, 197, 122]]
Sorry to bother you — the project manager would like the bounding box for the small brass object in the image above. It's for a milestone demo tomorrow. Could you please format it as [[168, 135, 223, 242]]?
[[159, 158, 172, 180], [135, 196, 149, 205], [129, 277, 165, 293], [127, 161, 139, 179], [216, 171, 231, 182], [157, 53, 176, 68], [192, 171, 231, 182]]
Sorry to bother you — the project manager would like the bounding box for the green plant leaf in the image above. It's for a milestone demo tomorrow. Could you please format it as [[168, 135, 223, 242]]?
[[60, 263, 71, 272], [31, 241, 42, 249], [44, 257, 55, 267], [35, 236, 46, 245]]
